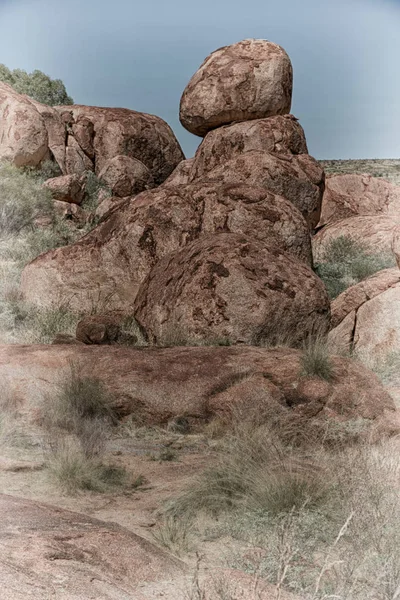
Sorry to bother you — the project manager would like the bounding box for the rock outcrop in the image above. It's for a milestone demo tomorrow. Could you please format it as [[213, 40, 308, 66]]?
[[56, 105, 184, 185], [134, 233, 330, 346], [329, 268, 400, 359], [318, 174, 400, 228], [194, 151, 324, 228], [0, 345, 397, 437], [189, 115, 308, 178], [312, 215, 400, 262], [0, 82, 49, 167], [19, 39, 328, 347], [0, 82, 184, 194], [180, 39, 293, 136]]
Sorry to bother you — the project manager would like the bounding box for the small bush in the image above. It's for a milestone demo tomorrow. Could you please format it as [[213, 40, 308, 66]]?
[[315, 236, 395, 299], [46, 437, 127, 494], [151, 515, 193, 556], [300, 335, 333, 381], [0, 162, 53, 235], [47, 364, 118, 431]]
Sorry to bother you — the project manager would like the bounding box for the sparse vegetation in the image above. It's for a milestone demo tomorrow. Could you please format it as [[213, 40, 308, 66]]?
[[83, 171, 111, 211], [40, 365, 129, 494], [314, 235, 396, 299]]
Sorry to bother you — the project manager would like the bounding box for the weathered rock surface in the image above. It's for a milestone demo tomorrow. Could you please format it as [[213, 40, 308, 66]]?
[[190, 115, 308, 179], [0, 494, 185, 600], [0, 345, 396, 436], [180, 39, 293, 136], [134, 233, 330, 346], [162, 158, 194, 187], [43, 174, 85, 204], [0, 82, 49, 167], [56, 105, 185, 184], [21, 182, 313, 311], [312, 215, 400, 262], [195, 150, 325, 228], [318, 174, 400, 228], [98, 154, 154, 197], [329, 268, 400, 358]]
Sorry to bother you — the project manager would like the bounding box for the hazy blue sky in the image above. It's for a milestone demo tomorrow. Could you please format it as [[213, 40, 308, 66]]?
[[0, 0, 399, 159]]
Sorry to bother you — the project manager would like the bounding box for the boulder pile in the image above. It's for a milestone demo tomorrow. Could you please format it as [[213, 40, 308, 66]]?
[[19, 38, 330, 345]]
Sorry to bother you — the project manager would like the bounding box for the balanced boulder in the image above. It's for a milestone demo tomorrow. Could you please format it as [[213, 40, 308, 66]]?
[[180, 39, 293, 136]]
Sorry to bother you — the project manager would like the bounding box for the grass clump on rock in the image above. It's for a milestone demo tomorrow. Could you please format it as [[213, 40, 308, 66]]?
[[300, 335, 334, 381], [315, 235, 395, 299]]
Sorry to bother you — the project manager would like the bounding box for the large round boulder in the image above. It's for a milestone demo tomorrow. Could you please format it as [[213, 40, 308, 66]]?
[[196, 150, 324, 229], [180, 39, 293, 136], [190, 115, 308, 179], [318, 174, 400, 228], [134, 233, 330, 346], [20, 182, 313, 312]]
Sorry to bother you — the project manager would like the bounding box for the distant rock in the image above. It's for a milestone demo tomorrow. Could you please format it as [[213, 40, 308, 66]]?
[[180, 39, 293, 136], [162, 158, 194, 187], [134, 233, 330, 346], [318, 174, 400, 228]]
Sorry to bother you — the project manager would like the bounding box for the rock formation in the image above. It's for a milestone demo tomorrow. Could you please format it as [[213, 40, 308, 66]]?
[[329, 268, 400, 359], [19, 38, 330, 345], [0, 345, 397, 438], [0, 82, 184, 195]]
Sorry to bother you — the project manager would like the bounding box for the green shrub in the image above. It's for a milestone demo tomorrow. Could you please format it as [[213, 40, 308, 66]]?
[[315, 236, 395, 299], [0, 63, 73, 106]]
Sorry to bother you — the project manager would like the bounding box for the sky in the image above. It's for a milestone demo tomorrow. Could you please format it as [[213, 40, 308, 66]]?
[[0, 0, 399, 159]]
